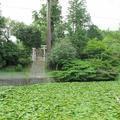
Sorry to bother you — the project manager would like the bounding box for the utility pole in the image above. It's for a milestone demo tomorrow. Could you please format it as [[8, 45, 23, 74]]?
[[47, 0, 52, 52]]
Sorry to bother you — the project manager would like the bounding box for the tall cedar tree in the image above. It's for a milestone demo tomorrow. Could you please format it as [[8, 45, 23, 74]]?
[[67, 0, 90, 55]]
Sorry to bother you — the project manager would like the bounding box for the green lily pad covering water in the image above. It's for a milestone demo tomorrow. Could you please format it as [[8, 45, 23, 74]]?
[[0, 82, 120, 120]]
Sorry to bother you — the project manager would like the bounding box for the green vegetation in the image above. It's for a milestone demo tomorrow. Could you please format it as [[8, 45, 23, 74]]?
[[1, 0, 120, 82], [51, 59, 118, 82], [47, 39, 77, 70], [0, 0, 120, 119], [32, 1, 63, 44], [1, 82, 120, 119], [0, 17, 32, 70], [67, 0, 90, 53], [46, 0, 120, 82], [49, 31, 120, 82], [11, 22, 42, 49]]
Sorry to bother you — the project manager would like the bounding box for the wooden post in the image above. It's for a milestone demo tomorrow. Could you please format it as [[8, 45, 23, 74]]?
[[47, 0, 52, 52]]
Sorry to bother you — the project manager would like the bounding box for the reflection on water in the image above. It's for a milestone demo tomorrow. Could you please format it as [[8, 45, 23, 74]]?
[[0, 77, 52, 86], [0, 59, 52, 86], [0, 48, 53, 86]]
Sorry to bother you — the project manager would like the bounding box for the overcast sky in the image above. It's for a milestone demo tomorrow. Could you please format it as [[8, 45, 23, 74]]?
[[1, 0, 120, 30]]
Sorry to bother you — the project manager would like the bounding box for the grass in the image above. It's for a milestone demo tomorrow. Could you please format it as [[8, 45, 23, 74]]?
[[1, 81, 120, 119]]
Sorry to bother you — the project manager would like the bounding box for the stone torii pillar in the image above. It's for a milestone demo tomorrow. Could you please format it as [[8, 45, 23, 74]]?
[[32, 48, 37, 62], [41, 45, 47, 61]]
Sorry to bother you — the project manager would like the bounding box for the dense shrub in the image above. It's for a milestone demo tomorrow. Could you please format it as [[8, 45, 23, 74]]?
[[18, 49, 32, 67], [52, 59, 118, 82], [18, 57, 31, 67], [0, 40, 31, 69], [2, 41, 20, 66], [0, 40, 18, 67], [15, 64, 23, 72], [0, 57, 6, 68], [0, 17, 38, 69], [103, 35, 120, 67], [48, 39, 77, 70], [84, 39, 107, 59], [84, 36, 120, 66], [103, 33, 120, 56]]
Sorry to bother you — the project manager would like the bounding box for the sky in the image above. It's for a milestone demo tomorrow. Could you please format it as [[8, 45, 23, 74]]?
[[0, 0, 120, 30]]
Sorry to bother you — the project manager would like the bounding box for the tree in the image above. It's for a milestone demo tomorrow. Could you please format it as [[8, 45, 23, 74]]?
[[11, 21, 41, 49], [67, 0, 91, 54], [87, 24, 103, 40], [32, 4, 47, 45], [0, 16, 5, 36], [0, 17, 10, 41], [51, 0, 63, 42], [0, 16, 6, 67], [32, 0, 63, 46]]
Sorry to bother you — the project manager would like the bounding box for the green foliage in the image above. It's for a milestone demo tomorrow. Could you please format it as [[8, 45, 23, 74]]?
[[70, 28, 89, 54], [68, 0, 90, 29], [102, 32, 120, 67], [11, 22, 41, 49], [18, 57, 31, 67], [51, 0, 63, 43], [3, 41, 20, 65], [32, 1, 63, 44], [0, 17, 6, 36], [18, 47, 32, 67], [67, 0, 90, 54], [87, 24, 103, 40], [84, 32, 120, 65], [0, 41, 18, 67], [48, 30, 120, 83], [15, 64, 23, 72], [84, 39, 107, 58], [52, 59, 118, 82], [0, 40, 31, 68], [0, 58, 6, 68], [0, 16, 5, 27], [32, 4, 47, 44], [103, 32, 120, 55], [48, 39, 77, 69], [1, 82, 120, 119], [0, 17, 32, 69]]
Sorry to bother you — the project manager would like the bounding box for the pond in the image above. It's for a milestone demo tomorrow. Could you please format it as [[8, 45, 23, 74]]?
[[0, 61, 53, 86], [0, 76, 53, 86]]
